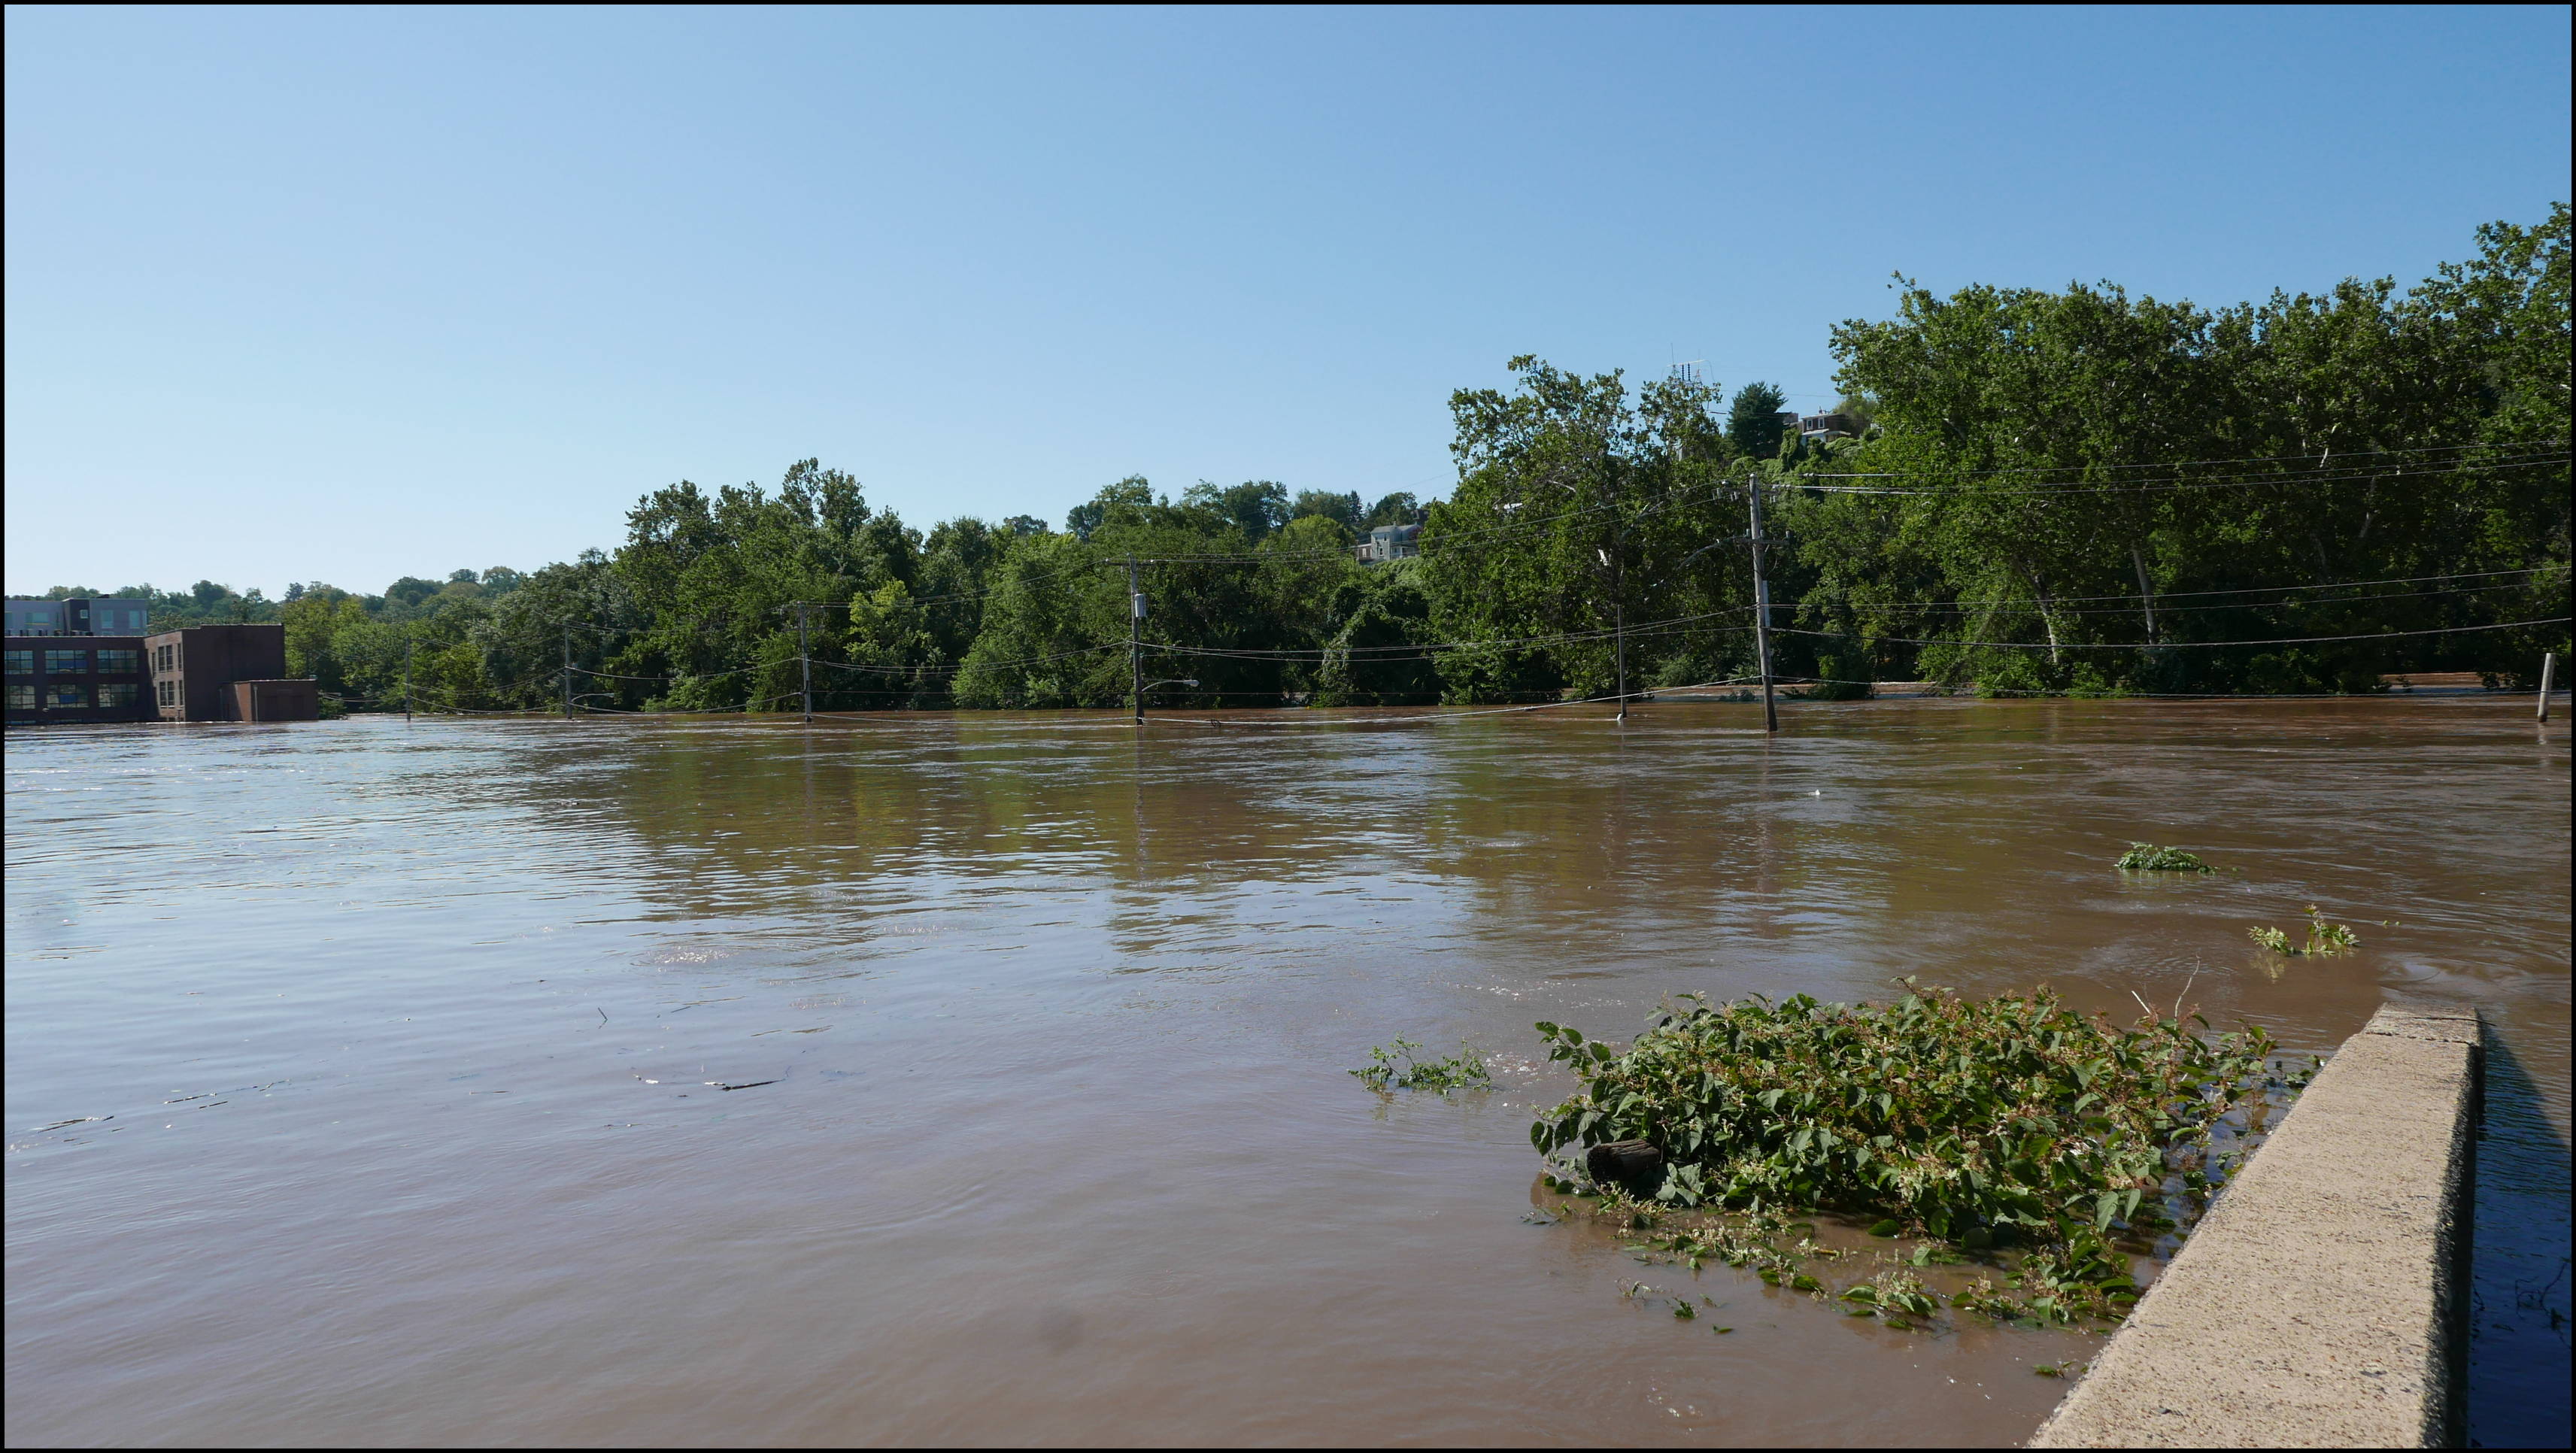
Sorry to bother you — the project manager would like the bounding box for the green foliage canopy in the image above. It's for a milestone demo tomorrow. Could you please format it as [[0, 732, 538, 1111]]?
[[130, 206, 2565, 715]]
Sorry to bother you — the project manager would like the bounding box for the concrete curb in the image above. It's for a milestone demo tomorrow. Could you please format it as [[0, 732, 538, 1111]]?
[[2030, 1004, 2483, 1448]]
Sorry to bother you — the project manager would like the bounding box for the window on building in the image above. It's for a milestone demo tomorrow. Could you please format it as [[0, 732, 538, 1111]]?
[[44, 684, 90, 709], [3, 650, 30, 675], [44, 650, 90, 674], [96, 649, 141, 674], [6, 684, 33, 710], [158, 680, 175, 706], [155, 645, 173, 672], [97, 683, 140, 709]]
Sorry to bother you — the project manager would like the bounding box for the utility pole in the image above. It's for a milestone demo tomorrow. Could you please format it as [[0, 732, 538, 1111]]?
[[1601, 545, 1628, 721], [1127, 558, 1145, 724], [561, 629, 572, 718], [794, 603, 813, 723], [1616, 586, 1628, 722], [403, 631, 414, 722], [2541, 651, 2556, 722], [1748, 478, 1779, 733]]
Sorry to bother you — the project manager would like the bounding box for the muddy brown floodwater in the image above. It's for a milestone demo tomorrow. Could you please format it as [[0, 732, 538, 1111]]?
[[6, 699, 2568, 1447]]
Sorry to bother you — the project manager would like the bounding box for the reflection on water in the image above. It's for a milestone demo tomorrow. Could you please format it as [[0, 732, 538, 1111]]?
[[5, 700, 2567, 1446]]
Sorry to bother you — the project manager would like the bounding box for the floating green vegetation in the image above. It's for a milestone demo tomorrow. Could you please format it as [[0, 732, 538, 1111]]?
[[2250, 905, 2359, 956], [1530, 984, 2307, 1328], [1350, 1038, 1491, 1094], [2115, 842, 2216, 873]]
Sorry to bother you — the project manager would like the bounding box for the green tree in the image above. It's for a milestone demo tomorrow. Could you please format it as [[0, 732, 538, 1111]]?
[[614, 459, 914, 711], [1363, 492, 1422, 529], [1726, 382, 1791, 459], [1292, 490, 1364, 534], [1184, 480, 1292, 541], [1425, 356, 1740, 702]]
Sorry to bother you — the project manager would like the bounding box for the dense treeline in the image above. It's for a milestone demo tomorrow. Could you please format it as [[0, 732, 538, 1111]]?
[[53, 208, 2565, 712]]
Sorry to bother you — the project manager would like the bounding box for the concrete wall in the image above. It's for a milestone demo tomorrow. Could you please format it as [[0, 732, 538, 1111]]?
[[2030, 1004, 2482, 1448]]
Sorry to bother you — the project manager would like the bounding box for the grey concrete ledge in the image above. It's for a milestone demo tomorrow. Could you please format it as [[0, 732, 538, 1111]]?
[[2030, 1004, 2482, 1448]]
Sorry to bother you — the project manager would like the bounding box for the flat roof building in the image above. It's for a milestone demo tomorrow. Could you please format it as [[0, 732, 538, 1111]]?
[[149, 624, 308, 722], [4, 636, 153, 725], [5, 621, 317, 727], [5, 597, 152, 637]]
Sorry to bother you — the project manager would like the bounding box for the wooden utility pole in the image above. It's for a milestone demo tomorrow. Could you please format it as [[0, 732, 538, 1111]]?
[[1616, 587, 1628, 721], [1748, 478, 1779, 733], [403, 632, 414, 721], [794, 603, 813, 723], [1602, 544, 1628, 721], [560, 629, 572, 717], [1127, 559, 1145, 724]]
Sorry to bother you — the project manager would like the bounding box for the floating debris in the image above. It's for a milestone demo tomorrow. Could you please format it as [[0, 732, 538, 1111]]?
[[1531, 982, 2308, 1327], [2250, 905, 2360, 956], [1349, 1038, 1490, 1094], [2116, 842, 2216, 872]]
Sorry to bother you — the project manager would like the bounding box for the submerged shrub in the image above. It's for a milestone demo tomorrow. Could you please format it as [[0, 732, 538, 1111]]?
[[2116, 842, 2216, 872], [1351, 1038, 1491, 1094], [1804, 646, 1874, 701], [1530, 984, 2298, 1318], [2249, 905, 2359, 957]]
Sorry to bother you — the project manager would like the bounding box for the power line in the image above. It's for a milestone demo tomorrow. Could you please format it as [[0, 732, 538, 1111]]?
[[1794, 451, 2565, 496], [1817, 577, 2562, 620], [1774, 617, 2570, 652], [1805, 565, 2559, 611], [1802, 440, 2567, 480]]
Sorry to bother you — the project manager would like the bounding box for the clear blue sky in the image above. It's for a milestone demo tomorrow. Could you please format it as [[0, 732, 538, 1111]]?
[[6, 5, 2568, 599]]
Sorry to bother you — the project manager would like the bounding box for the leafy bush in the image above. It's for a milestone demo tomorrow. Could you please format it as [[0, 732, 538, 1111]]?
[[1804, 646, 1874, 701], [1529, 985, 2295, 1318], [2250, 905, 2359, 956], [2064, 665, 2129, 699], [1351, 1038, 1491, 1094], [2115, 842, 2215, 872]]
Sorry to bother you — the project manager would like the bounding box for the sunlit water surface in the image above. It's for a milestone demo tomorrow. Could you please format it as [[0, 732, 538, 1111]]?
[[7, 700, 2568, 1447]]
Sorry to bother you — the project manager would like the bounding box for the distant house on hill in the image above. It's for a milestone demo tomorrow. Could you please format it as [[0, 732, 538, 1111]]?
[[1356, 523, 1422, 563]]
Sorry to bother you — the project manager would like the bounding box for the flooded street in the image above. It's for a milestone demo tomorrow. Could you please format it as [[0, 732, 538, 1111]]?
[[7, 699, 2568, 1446]]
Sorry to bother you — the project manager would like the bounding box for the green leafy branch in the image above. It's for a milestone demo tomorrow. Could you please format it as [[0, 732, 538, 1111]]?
[[1528, 984, 2307, 1326], [2249, 905, 2359, 956], [1351, 1038, 1492, 1094], [2115, 842, 2216, 873]]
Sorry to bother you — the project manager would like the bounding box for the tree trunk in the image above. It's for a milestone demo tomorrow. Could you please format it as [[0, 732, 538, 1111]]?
[[2131, 546, 2159, 646], [2020, 565, 2062, 667]]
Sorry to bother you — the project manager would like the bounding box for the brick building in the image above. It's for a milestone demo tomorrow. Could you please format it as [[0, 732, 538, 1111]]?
[[4, 636, 153, 723], [147, 624, 313, 721], [5, 610, 316, 726]]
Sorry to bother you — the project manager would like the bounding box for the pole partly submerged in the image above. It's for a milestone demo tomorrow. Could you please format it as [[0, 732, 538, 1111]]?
[[1748, 477, 1779, 734]]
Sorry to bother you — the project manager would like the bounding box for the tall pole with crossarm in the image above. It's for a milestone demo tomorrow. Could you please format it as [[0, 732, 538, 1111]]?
[[1748, 478, 1779, 734]]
